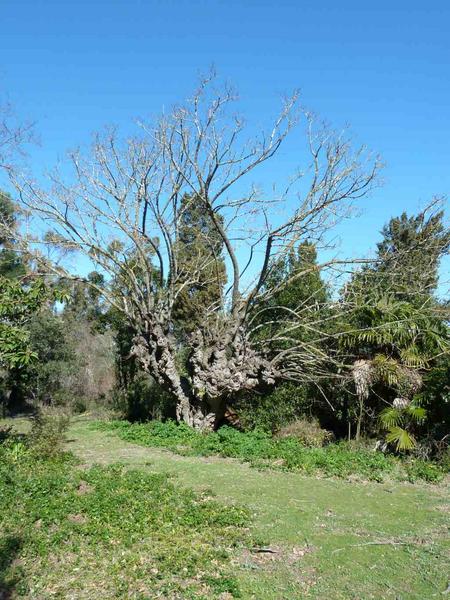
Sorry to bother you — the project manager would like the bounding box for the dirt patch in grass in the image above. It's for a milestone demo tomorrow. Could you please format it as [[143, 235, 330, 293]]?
[[76, 480, 94, 495]]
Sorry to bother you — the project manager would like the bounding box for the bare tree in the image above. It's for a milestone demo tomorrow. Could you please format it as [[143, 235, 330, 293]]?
[[0, 98, 34, 174], [11, 75, 381, 429]]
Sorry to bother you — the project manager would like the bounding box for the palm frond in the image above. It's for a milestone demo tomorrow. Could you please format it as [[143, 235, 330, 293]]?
[[386, 426, 416, 451], [407, 405, 427, 423], [379, 407, 403, 429]]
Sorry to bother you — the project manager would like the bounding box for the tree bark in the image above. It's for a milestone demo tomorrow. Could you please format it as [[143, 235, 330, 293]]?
[[130, 317, 277, 431], [176, 393, 225, 432]]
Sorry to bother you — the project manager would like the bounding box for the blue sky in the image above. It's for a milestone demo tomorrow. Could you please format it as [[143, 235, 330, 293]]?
[[1, 0, 449, 289]]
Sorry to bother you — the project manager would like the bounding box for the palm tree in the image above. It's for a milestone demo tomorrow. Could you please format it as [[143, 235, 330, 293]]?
[[343, 295, 449, 447], [379, 398, 426, 451]]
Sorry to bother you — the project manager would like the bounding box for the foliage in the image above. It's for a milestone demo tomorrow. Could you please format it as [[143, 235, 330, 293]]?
[[403, 458, 445, 483], [0, 277, 52, 369], [251, 242, 330, 347], [28, 407, 71, 458], [0, 435, 249, 598], [379, 400, 426, 451], [1, 303, 116, 413], [61, 271, 107, 328], [0, 191, 40, 369], [172, 193, 227, 337], [112, 372, 176, 421], [275, 417, 334, 447], [238, 244, 332, 436], [0, 192, 78, 412], [375, 205, 450, 302], [25, 310, 78, 404], [415, 352, 450, 439], [0, 191, 26, 280], [337, 204, 450, 442], [95, 420, 447, 483], [234, 382, 312, 433], [342, 297, 449, 371]]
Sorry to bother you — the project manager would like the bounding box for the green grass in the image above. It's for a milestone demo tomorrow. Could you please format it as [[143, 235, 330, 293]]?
[[0, 431, 249, 599], [2, 416, 449, 599], [94, 419, 447, 483]]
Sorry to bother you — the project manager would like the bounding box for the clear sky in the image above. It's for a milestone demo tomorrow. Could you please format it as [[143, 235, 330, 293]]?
[[1, 0, 449, 290]]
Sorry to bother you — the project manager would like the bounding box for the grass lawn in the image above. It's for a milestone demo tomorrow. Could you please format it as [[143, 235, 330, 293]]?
[[1, 416, 449, 599]]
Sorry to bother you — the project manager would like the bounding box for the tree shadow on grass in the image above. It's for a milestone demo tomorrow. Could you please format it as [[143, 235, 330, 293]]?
[[0, 536, 23, 599]]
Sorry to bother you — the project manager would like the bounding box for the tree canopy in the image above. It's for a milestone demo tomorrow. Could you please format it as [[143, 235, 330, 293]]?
[[4, 77, 384, 428]]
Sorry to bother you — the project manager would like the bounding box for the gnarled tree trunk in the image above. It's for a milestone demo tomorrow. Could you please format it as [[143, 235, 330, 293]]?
[[131, 316, 278, 430]]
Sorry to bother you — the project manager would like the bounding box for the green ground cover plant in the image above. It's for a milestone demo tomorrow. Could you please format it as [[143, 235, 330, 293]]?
[[1, 417, 449, 598], [0, 431, 249, 599], [95, 420, 447, 483]]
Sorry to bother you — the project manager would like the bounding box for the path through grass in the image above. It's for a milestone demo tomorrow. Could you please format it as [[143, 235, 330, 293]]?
[[68, 418, 449, 599], [2, 416, 449, 599]]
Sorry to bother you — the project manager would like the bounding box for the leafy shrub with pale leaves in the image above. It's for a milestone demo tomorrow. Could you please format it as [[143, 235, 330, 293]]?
[[28, 407, 71, 458], [275, 418, 334, 447]]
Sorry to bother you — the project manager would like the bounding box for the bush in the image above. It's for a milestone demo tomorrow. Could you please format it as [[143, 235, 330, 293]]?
[[28, 407, 71, 458], [276, 418, 334, 447], [0, 424, 13, 442], [438, 448, 450, 472], [112, 374, 176, 422], [72, 397, 88, 414], [404, 459, 445, 483], [235, 383, 312, 432], [413, 428, 449, 462]]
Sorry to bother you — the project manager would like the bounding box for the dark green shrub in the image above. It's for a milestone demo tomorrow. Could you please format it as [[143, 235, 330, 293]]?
[[0, 424, 13, 442], [112, 373, 176, 422], [72, 397, 88, 414], [235, 383, 312, 432], [438, 448, 450, 472]]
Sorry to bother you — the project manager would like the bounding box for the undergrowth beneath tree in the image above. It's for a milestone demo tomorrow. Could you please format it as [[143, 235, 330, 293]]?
[[94, 420, 448, 484]]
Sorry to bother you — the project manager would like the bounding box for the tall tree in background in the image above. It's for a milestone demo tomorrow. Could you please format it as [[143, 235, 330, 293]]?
[[341, 202, 449, 444], [0, 100, 36, 367], [375, 204, 449, 303], [0, 190, 33, 373], [62, 271, 106, 329], [172, 193, 227, 337], [251, 241, 330, 346], [0, 191, 25, 279], [0, 190, 71, 413], [236, 241, 333, 431], [0, 192, 58, 412]]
